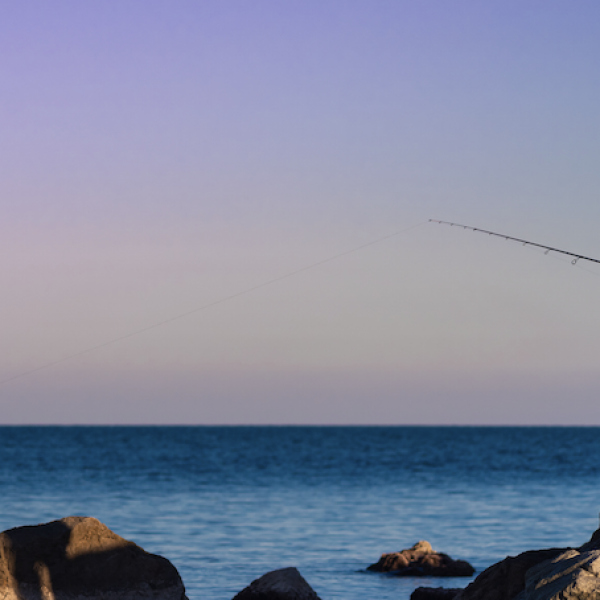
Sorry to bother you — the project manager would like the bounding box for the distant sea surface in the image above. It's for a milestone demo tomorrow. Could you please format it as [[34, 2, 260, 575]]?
[[0, 427, 598, 600]]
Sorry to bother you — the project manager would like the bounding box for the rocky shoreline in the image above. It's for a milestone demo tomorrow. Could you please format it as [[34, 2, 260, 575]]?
[[1, 517, 599, 600]]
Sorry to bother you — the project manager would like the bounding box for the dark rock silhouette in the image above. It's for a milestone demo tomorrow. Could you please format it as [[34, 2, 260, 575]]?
[[232, 567, 321, 600], [368, 541, 474, 577], [411, 587, 463, 600], [0, 516, 187, 600], [578, 526, 600, 552]]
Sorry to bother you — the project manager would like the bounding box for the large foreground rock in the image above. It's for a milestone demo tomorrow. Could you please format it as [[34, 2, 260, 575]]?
[[453, 548, 567, 600], [368, 541, 474, 577], [453, 527, 600, 600], [513, 549, 600, 600], [232, 568, 321, 600], [0, 516, 187, 600]]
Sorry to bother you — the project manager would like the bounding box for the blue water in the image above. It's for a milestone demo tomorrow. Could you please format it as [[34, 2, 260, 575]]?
[[0, 426, 598, 600]]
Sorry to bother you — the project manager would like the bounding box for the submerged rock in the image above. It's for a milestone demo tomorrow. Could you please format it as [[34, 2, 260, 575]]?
[[232, 567, 321, 600], [411, 587, 463, 600], [0, 516, 187, 600], [368, 541, 474, 577]]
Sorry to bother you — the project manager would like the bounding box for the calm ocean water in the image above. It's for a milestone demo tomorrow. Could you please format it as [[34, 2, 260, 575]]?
[[0, 426, 598, 600]]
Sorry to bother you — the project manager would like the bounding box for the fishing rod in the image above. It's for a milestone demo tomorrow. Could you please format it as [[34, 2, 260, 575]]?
[[430, 219, 600, 266]]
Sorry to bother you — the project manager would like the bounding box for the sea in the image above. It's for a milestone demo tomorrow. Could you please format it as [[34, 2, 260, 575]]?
[[0, 426, 598, 600]]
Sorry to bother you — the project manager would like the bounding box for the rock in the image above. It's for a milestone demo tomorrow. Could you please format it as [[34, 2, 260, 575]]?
[[232, 567, 321, 600], [512, 549, 600, 600], [367, 541, 475, 577], [453, 548, 568, 600], [578, 526, 600, 553], [0, 516, 187, 600], [452, 526, 600, 600], [411, 587, 463, 600]]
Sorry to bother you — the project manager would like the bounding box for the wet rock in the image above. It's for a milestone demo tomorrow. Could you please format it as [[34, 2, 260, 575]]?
[[411, 587, 463, 600], [0, 516, 187, 600], [453, 548, 568, 600], [232, 567, 321, 600], [368, 541, 474, 577], [513, 548, 600, 600]]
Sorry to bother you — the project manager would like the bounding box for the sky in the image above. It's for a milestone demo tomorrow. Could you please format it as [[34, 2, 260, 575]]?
[[2, 1, 600, 424]]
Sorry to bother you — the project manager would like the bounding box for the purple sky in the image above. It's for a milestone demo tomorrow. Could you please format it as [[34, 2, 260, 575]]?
[[2, 1, 600, 424]]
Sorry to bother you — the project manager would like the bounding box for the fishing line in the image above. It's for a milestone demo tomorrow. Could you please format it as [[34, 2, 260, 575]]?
[[1, 220, 427, 386]]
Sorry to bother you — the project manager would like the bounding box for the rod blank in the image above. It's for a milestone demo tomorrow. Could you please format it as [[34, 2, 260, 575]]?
[[430, 219, 600, 265]]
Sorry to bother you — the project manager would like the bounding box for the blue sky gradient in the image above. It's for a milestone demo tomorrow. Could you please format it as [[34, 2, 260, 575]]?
[[2, 1, 600, 423]]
